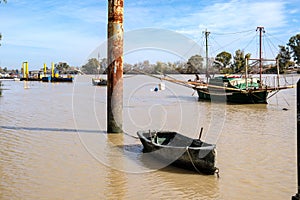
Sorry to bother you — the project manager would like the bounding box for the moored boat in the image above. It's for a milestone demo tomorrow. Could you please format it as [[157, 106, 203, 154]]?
[[41, 76, 51, 82], [137, 130, 217, 175], [190, 27, 294, 104], [92, 77, 107, 86], [194, 75, 269, 104], [51, 76, 73, 83], [20, 77, 41, 81]]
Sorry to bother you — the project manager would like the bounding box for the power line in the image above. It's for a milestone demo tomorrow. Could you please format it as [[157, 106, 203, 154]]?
[[242, 31, 259, 52], [210, 31, 255, 54], [211, 29, 254, 35], [264, 35, 278, 58], [265, 32, 287, 45]]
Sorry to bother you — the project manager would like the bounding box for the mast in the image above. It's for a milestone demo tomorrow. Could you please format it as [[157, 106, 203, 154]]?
[[250, 27, 277, 89], [245, 58, 248, 90], [276, 59, 280, 88], [204, 29, 210, 83], [256, 26, 265, 88]]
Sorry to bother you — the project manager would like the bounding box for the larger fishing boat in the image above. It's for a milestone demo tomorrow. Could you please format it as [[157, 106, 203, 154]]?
[[193, 75, 272, 104], [190, 27, 294, 104]]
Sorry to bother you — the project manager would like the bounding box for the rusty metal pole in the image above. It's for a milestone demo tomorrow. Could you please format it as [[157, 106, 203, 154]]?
[[256, 26, 264, 88], [107, 0, 124, 133], [292, 79, 300, 200], [204, 29, 210, 83]]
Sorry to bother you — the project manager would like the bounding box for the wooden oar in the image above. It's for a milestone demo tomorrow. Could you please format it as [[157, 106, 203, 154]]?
[[198, 127, 204, 140]]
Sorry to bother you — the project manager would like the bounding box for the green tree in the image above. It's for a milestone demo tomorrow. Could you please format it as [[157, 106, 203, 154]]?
[[174, 61, 186, 74], [99, 58, 107, 73], [55, 62, 70, 73], [81, 58, 99, 74], [233, 50, 244, 72], [186, 54, 204, 74], [123, 63, 133, 74], [276, 45, 291, 71], [214, 51, 232, 69], [232, 50, 250, 73], [154, 61, 167, 74], [287, 34, 300, 65]]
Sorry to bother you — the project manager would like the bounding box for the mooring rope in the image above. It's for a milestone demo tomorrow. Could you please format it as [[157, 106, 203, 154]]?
[[185, 146, 202, 174], [185, 146, 219, 177], [123, 131, 139, 139]]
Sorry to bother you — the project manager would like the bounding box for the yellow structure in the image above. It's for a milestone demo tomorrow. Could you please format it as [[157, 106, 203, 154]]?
[[44, 63, 47, 77], [26, 62, 29, 79], [22, 62, 25, 77], [22, 61, 29, 79], [51, 62, 54, 78]]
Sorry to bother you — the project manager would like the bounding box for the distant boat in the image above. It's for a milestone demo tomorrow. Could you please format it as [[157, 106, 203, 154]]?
[[137, 130, 217, 175], [92, 77, 107, 86], [41, 76, 73, 82], [41, 76, 51, 82], [0, 81, 2, 96], [20, 77, 41, 81], [51, 76, 73, 83], [92, 53, 107, 86]]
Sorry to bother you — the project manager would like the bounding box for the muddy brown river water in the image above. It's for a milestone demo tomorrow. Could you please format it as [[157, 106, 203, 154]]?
[[0, 74, 298, 199]]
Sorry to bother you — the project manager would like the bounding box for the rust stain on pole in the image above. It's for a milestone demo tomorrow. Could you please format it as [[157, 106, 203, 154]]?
[[107, 0, 124, 133]]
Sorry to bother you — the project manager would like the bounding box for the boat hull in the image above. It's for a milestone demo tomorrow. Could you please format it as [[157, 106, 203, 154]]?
[[194, 76, 269, 104], [20, 77, 41, 81], [196, 88, 268, 104], [42, 76, 51, 82], [137, 131, 217, 175], [92, 78, 107, 86], [51, 77, 73, 82]]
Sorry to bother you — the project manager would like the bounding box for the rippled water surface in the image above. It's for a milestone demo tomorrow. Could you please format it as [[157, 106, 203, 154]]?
[[0, 75, 298, 199]]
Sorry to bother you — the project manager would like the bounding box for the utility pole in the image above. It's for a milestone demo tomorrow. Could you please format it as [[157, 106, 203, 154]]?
[[107, 0, 124, 133], [292, 79, 300, 200], [256, 26, 265, 88], [204, 29, 210, 83]]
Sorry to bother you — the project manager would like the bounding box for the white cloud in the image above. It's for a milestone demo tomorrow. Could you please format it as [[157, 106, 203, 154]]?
[[0, 0, 299, 69], [166, 0, 287, 35]]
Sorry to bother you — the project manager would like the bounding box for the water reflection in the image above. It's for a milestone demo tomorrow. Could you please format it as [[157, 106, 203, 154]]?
[[104, 134, 127, 199], [0, 125, 103, 134]]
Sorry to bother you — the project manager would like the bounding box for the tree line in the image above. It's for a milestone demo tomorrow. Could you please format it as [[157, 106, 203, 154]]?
[[2, 33, 299, 76], [81, 33, 300, 75]]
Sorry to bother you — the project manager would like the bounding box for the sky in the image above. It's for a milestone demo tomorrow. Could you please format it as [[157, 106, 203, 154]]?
[[0, 0, 299, 70]]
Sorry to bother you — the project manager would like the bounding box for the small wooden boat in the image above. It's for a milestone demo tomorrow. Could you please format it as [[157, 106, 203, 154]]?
[[137, 130, 217, 175], [92, 77, 107, 86]]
